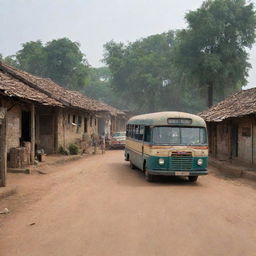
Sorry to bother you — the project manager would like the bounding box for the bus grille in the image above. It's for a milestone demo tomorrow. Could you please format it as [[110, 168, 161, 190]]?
[[170, 152, 193, 170]]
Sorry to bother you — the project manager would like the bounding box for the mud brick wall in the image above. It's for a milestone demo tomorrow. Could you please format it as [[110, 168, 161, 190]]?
[[208, 116, 256, 167], [6, 105, 21, 152], [237, 117, 253, 165], [57, 109, 98, 150], [216, 120, 231, 160]]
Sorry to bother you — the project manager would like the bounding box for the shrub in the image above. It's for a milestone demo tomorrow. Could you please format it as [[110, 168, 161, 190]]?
[[58, 146, 69, 155], [68, 144, 80, 155]]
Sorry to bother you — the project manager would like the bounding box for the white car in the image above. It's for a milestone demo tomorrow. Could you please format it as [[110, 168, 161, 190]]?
[[110, 132, 126, 149]]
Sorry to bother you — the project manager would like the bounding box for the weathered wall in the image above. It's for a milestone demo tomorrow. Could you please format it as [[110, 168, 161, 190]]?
[[1, 98, 31, 152], [36, 107, 56, 154], [57, 109, 98, 150], [253, 118, 256, 166], [1, 94, 124, 156], [6, 105, 21, 151], [116, 116, 127, 132], [216, 120, 230, 160], [208, 116, 256, 167], [237, 117, 253, 165]]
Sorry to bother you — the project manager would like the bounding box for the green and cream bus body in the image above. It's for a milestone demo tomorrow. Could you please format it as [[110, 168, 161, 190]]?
[[125, 112, 208, 182]]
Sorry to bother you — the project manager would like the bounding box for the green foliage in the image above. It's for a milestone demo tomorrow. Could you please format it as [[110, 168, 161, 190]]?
[[3, 38, 89, 90], [103, 31, 183, 113], [82, 66, 129, 110], [45, 38, 88, 89], [83, 67, 113, 101], [58, 146, 69, 155], [68, 144, 80, 155], [1, 0, 255, 113], [1, 55, 19, 67], [173, 0, 256, 107], [16, 41, 47, 76]]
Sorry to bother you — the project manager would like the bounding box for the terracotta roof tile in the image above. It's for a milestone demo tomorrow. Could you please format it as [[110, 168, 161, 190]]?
[[0, 62, 125, 116], [0, 70, 62, 106], [199, 88, 256, 122]]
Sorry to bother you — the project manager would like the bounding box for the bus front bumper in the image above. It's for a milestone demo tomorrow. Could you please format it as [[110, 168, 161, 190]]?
[[147, 170, 208, 176]]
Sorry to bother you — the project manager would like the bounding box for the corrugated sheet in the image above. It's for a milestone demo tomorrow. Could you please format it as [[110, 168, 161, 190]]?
[[199, 88, 256, 122]]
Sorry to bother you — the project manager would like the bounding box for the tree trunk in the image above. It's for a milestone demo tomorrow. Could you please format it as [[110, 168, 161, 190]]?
[[208, 83, 213, 108]]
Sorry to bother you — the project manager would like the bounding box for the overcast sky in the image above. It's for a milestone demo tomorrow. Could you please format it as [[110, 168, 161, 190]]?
[[1, 0, 256, 88]]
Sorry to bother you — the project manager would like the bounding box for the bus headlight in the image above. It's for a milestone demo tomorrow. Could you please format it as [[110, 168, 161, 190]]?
[[197, 159, 203, 166], [158, 158, 165, 165]]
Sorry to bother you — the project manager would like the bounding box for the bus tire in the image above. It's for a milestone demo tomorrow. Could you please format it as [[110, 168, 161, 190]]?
[[125, 153, 129, 161], [145, 171, 153, 182], [130, 161, 136, 169], [188, 176, 198, 182]]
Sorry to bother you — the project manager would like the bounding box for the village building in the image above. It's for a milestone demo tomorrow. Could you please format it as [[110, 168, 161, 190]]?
[[200, 88, 256, 168], [0, 62, 127, 186]]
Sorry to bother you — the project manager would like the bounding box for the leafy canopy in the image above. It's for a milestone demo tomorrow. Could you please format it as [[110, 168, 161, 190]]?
[[103, 32, 188, 113], [3, 38, 89, 90], [173, 0, 256, 107]]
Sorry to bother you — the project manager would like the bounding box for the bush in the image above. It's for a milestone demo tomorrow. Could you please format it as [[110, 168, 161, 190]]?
[[68, 144, 80, 155], [58, 146, 69, 155]]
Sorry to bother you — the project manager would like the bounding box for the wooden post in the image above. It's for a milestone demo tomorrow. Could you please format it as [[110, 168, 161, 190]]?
[[0, 108, 7, 187], [30, 104, 35, 164]]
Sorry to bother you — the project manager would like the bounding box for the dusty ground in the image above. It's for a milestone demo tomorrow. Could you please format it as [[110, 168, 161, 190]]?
[[0, 150, 256, 256]]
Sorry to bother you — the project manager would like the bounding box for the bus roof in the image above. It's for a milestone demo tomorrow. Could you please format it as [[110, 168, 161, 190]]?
[[127, 111, 206, 127]]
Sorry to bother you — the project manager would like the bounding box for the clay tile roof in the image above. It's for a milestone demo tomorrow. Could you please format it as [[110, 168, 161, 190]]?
[[0, 62, 125, 115], [0, 68, 62, 107], [199, 88, 256, 122], [94, 100, 125, 116]]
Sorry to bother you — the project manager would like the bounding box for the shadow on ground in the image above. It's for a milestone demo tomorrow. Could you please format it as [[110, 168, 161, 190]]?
[[110, 161, 203, 188]]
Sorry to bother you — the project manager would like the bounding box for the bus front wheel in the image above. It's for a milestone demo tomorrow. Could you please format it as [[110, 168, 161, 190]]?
[[188, 176, 198, 182], [125, 153, 129, 161], [145, 171, 153, 182]]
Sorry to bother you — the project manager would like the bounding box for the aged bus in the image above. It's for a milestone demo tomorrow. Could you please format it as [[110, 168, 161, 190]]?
[[125, 112, 208, 182]]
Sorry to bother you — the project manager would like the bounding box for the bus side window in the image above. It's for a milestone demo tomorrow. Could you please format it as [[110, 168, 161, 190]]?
[[135, 125, 139, 140], [131, 125, 135, 139], [126, 124, 130, 137], [144, 126, 151, 142], [138, 126, 144, 140]]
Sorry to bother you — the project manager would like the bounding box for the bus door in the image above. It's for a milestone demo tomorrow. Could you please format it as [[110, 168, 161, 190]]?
[[142, 126, 152, 167]]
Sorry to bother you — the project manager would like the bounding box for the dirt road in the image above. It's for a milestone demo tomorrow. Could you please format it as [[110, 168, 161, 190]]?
[[0, 150, 256, 256]]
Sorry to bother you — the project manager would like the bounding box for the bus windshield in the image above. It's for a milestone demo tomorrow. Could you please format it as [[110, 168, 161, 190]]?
[[153, 127, 207, 145]]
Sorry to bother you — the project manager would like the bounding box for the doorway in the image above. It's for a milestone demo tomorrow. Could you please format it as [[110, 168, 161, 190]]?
[[231, 124, 238, 158], [21, 111, 31, 142], [38, 114, 54, 154], [98, 118, 105, 136]]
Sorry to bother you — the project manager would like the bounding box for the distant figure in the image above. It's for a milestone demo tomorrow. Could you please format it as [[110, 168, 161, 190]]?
[[91, 133, 98, 154], [99, 135, 106, 154]]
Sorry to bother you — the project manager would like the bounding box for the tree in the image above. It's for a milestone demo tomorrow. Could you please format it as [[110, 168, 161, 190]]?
[[5, 38, 90, 90], [3, 55, 19, 67], [16, 41, 46, 76], [103, 31, 186, 113], [45, 38, 89, 89], [173, 0, 256, 107], [83, 67, 113, 102]]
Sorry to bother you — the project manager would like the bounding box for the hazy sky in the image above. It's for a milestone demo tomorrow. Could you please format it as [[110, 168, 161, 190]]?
[[1, 0, 256, 88]]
